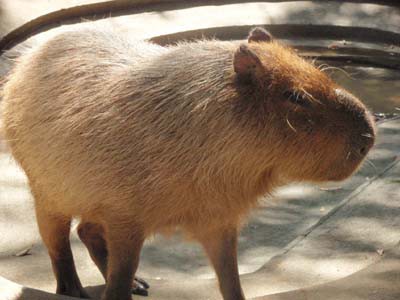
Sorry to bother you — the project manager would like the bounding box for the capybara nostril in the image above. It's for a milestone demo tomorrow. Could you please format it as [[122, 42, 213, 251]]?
[[358, 131, 375, 156], [359, 146, 367, 156]]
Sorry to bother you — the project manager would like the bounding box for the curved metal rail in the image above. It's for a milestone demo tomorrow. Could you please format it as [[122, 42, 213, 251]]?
[[0, 0, 399, 53], [149, 24, 400, 70]]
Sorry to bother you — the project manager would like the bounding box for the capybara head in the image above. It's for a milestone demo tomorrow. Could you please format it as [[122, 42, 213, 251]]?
[[233, 28, 375, 183]]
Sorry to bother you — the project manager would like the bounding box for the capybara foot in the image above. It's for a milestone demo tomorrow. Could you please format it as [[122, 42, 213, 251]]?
[[132, 276, 149, 296]]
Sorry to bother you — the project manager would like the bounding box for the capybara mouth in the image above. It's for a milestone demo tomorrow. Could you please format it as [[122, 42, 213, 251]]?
[[325, 160, 364, 182], [325, 139, 375, 182]]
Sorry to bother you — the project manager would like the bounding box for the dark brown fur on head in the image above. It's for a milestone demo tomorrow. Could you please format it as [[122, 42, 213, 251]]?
[[232, 27, 375, 183]]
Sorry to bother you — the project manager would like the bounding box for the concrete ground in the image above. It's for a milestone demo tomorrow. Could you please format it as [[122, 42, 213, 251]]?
[[1, 1, 400, 300]]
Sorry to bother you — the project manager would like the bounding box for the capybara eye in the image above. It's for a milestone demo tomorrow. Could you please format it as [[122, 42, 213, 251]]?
[[283, 91, 310, 108]]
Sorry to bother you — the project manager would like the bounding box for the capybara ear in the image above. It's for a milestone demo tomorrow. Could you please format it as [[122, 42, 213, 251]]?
[[248, 27, 273, 43], [233, 44, 263, 81]]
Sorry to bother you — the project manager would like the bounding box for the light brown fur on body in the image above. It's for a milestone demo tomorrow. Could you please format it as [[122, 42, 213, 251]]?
[[2, 27, 375, 300]]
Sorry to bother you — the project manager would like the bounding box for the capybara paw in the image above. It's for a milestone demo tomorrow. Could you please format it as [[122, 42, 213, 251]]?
[[132, 276, 149, 296]]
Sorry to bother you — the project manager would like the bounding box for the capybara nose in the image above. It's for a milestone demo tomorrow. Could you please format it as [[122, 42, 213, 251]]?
[[358, 138, 373, 157], [359, 132, 375, 155], [354, 117, 375, 158], [335, 89, 376, 158]]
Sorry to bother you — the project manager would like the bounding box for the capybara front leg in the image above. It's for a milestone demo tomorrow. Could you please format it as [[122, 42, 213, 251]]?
[[35, 207, 89, 298], [77, 221, 149, 296], [101, 223, 145, 300], [199, 227, 245, 300]]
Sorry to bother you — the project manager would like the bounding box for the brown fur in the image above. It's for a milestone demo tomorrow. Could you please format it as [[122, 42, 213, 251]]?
[[1, 27, 375, 300]]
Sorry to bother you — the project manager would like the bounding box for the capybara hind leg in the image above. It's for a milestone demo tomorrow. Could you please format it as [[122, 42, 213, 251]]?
[[100, 222, 145, 300], [198, 227, 245, 300], [35, 206, 89, 298], [77, 221, 149, 296], [77, 222, 108, 277]]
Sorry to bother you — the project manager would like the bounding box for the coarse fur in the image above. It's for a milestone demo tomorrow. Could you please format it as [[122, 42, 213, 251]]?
[[1, 27, 375, 300]]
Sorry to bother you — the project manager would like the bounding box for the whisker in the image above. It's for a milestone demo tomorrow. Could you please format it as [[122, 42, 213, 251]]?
[[363, 158, 377, 173], [361, 133, 374, 139], [346, 151, 351, 160], [311, 57, 320, 67], [286, 115, 297, 133], [300, 88, 322, 105], [320, 66, 355, 80], [317, 63, 330, 71]]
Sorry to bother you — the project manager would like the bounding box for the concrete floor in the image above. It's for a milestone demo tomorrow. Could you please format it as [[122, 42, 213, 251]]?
[[1, 1, 400, 299]]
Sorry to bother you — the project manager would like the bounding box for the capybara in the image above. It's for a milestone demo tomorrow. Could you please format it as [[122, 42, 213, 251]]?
[[1, 27, 375, 300]]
